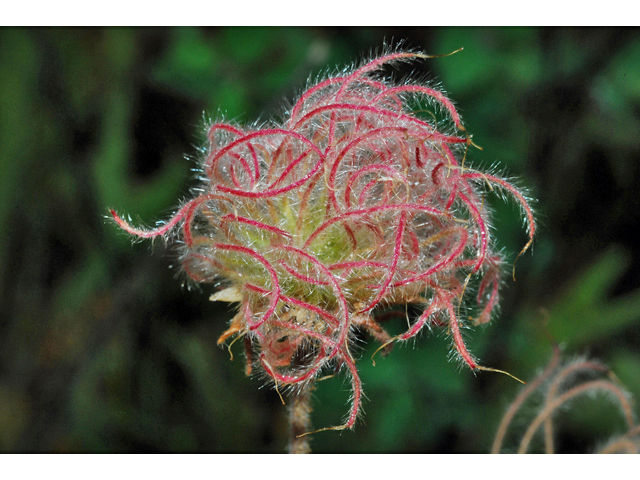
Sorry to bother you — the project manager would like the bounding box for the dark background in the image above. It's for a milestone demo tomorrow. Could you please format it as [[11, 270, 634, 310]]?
[[1, 27, 640, 453]]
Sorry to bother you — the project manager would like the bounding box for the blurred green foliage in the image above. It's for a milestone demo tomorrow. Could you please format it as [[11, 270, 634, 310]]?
[[1, 27, 640, 453]]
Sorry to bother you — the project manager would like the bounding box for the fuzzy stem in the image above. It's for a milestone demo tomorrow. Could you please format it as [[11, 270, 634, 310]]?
[[491, 348, 561, 454], [288, 388, 314, 454], [517, 379, 635, 454], [597, 424, 640, 454]]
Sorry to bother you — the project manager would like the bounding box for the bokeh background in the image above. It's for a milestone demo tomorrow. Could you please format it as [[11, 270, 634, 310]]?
[[2, 27, 640, 453]]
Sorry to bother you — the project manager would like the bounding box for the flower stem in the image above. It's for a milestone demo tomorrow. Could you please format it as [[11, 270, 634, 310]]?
[[288, 388, 313, 454]]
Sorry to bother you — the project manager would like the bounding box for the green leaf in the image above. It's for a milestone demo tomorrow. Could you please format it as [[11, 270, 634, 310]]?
[[546, 247, 640, 347]]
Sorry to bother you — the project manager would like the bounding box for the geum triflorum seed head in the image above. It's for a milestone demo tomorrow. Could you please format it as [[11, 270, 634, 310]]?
[[111, 50, 535, 432]]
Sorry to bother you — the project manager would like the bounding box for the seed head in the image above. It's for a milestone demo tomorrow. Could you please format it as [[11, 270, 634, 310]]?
[[111, 50, 535, 431]]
